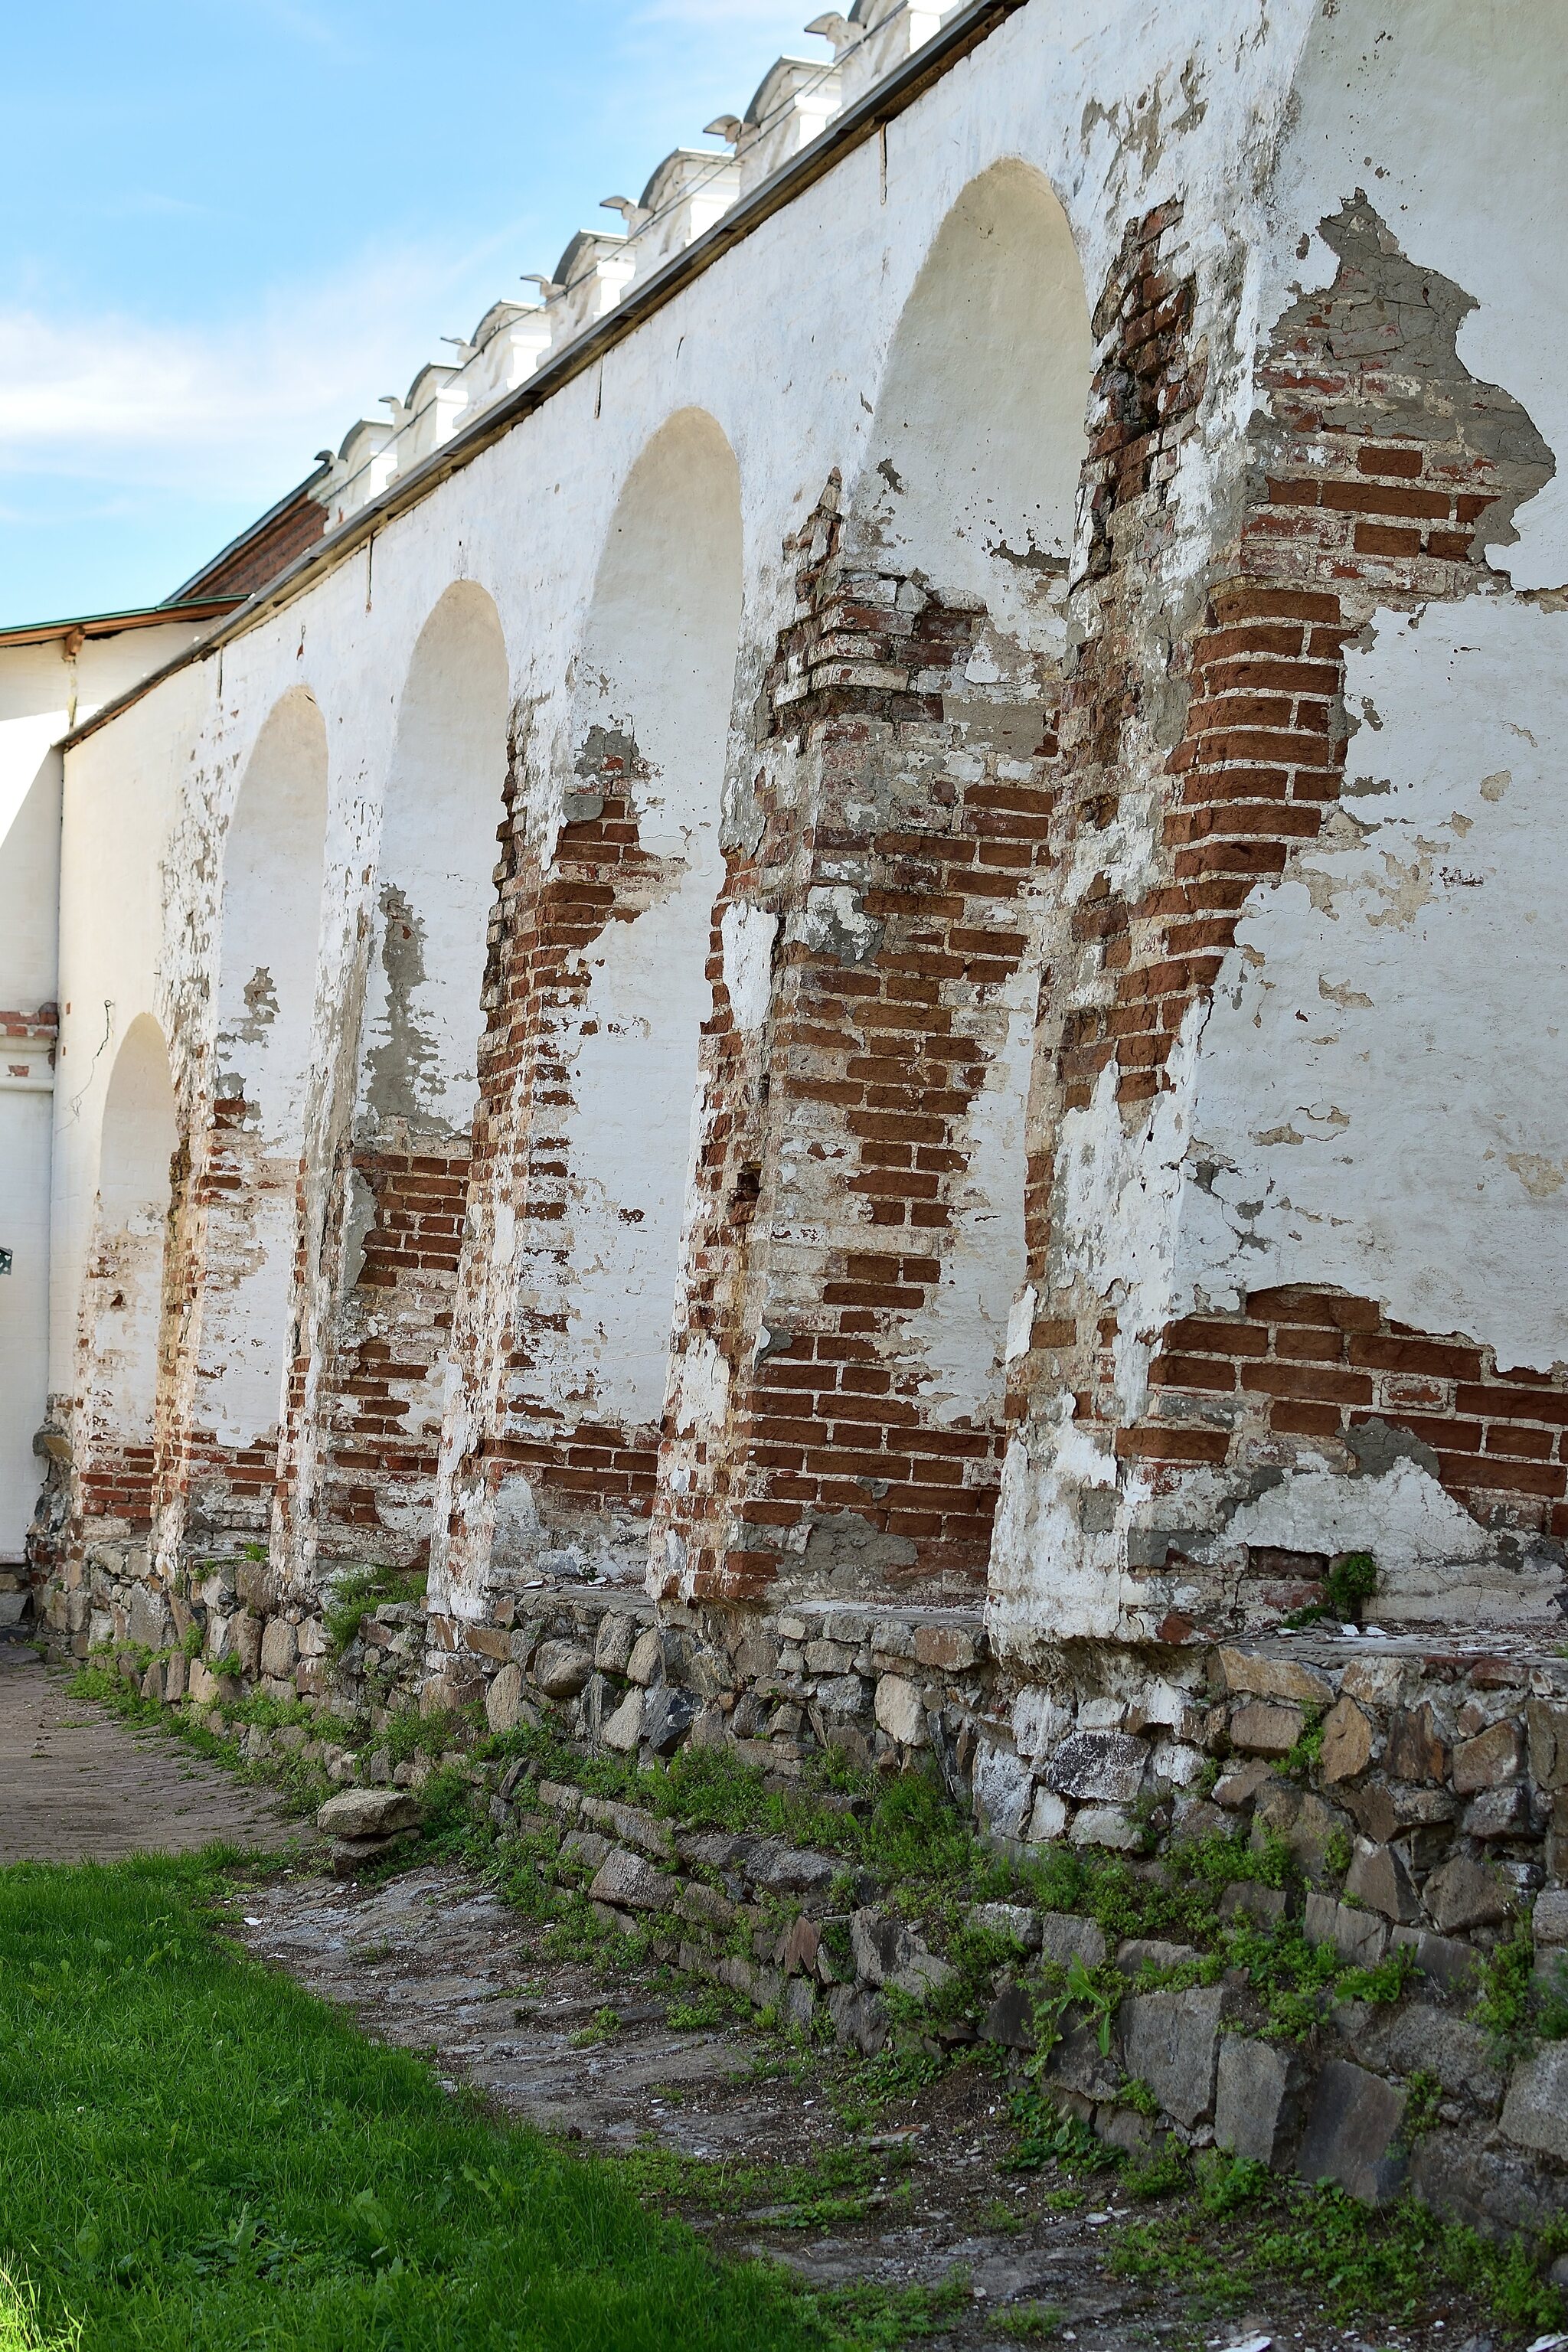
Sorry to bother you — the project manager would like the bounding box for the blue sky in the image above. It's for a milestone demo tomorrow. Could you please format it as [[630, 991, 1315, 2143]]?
[[0, 0, 817, 626]]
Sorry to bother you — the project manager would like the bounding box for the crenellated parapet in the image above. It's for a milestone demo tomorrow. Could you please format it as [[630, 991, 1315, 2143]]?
[[309, 4, 967, 527]]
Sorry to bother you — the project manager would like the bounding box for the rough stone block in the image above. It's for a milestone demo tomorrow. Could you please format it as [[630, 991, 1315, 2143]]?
[[1027, 1788, 1068, 1844], [1453, 1717, 1524, 1794], [531, 1640, 594, 1700], [1046, 1730, 1150, 1804], [1215, 2035, 1300, 2166], [677, 1881, 736, 1931], [688, 1707, 728, 1753], [1385, 2004, 1504, 2112], [1070, 1805, 1143, 1851], [1464, 1784, 1532, 1841], [641, 1686, 694, 1756], [1220, 1881, 1289, 1928], [1387, 1704, 1448, 1785], [1116, 1938, 1199, 1977], [1230, 1700, 1304, 1756], [781, 1916, 820, 1976], [593, 1612, 636, 1674], [318, 1788, 420, 1838], [1043, 2020, 1124, 2105], [485, 1662, 525, 1733], [1217, 1648, 1334, 1708], [974, 1739, 1034, 1839], [827, 1985, 887, 2055], [127, 1586, 172, 1651], [1533, 1887, 1568, 1945], [586, 1847, 676, 1914], [1214, 1760, 1272, 1810], [913, 1624, 978, 1671], [752, 1842, 839, 1898], [982, 1981, 1036, 2049], [1012, 1686, 1073, 1764], [1425, 1851, 1514, 1934], [1410, 2127, 1566, 2240], [1346, 1779, 1455, 1844], [626, 1628, 664, 1687], [873, 1672, 928, 1747], [968, 1902, 1042, 1952], [1303, 1892, 1388, 1968], [1119, 1986, 1223, 2128], [1388, 1923, 1478, 1995], [1499, 2043, 1568, 2161], [259, 1616, 297, 1677], [1321, 1696, 1374, 1784], [1345, 1838, 1421, 1923], [601, 1688, 644, 1752], [1038, 1911, 1108, 1971], [1525, 1699, 1568, 1791], [1295, 2059, 1408, 2204], [782, 1976, 817, 2034], [849, 1909, 954, 1999]]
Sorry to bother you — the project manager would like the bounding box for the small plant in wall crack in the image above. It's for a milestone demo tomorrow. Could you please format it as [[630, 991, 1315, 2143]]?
[[1284, 1547, 1378, 1629]]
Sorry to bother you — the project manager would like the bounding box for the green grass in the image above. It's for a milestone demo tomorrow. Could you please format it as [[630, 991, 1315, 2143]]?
[[0, 1851, 871, 2352]]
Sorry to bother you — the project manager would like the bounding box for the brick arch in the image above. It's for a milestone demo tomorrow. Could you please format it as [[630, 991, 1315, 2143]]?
[[432, 410, 745, 1630], [314, 579, 513, 1578], [174, 688, 330, 1551], [652, 166, 1094, 1609], [78, 1014, 179, 1534]]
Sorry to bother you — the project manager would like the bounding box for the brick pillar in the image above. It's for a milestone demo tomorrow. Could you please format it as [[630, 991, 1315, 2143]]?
[[431, 750, 678, 1644], [994, 194, 1561, 1647], [653, 476, 1060, 1608]]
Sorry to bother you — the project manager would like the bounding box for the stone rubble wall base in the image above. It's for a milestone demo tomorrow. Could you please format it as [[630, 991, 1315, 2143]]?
[[38, 1559, 1568, 2239], [484, 1760, 1564, 2246]]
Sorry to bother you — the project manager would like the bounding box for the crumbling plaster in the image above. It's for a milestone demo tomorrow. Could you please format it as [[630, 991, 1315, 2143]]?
[[990, 0, 1568, 1659], [54, 0, 1511, 1648]]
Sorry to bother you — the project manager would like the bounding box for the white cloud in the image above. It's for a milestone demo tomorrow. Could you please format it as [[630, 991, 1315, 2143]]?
[[0, 230, 528, 505]]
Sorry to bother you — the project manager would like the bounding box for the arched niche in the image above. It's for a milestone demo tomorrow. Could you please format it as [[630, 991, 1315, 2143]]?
[[361, 580, 511, 1137], [854, 158, 1093, 652], [216, 690, 328, 1148], [87, 1014, 178, 1487], [198, 690, 329, 1467], [545, 408, 743, 1439]]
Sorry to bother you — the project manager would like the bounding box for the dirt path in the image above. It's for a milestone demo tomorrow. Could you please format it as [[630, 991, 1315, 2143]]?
[[0, 1645, 292, 1864], [237, 1862, 1448, 2352]]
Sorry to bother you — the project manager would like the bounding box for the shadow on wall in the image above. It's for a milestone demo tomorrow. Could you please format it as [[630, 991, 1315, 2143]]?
[[81, 1014, 178, 1528]]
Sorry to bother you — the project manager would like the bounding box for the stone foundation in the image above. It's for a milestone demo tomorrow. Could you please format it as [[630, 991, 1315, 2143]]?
[[48, 1542, 1567, 2242]]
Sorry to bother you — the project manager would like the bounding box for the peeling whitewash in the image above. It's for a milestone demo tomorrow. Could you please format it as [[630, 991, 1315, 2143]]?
[[14, 0, 1568, 1671]]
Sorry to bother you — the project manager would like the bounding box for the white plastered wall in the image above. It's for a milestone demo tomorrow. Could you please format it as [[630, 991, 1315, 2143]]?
[[198, 688, 330, 1453], [512, 409, 742, 1449], [83, 1014, 178, 1469], [361, 582, 510, 1138], [0, 621, 208, 1560], [46, 0, 1331, 1614], [849, 159, 1092, 1436], [992, 0, 1568, 1647]]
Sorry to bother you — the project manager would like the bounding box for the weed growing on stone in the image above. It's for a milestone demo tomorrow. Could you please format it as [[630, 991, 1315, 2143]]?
[[1108, 2173, 1565, 2334], [996, 2302, 1067, 2339], [322, 1566, 426, 1662], [0, 1852, 864, 2352], [1472, 1917, 1568, 2053], [1283, 1549, 1380, 1630]]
